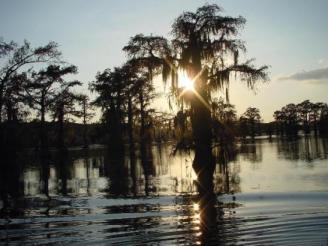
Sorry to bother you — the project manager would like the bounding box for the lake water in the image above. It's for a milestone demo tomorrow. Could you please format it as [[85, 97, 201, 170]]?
[[1, 136, 328, 245]]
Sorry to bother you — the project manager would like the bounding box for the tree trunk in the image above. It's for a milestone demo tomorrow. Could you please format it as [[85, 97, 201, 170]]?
[[40, 153, 50, 199], [191, 97, 215, 196], [58, 150, 68, 196], [139, 92, 146, 142], [108, 101, 124, 154], [83, 101, 88, 148], [85, 153, 90, 195], [6, 101, 13, 122], [83, 121, 88, 148], [40, 101, 47, 151], [127, 96, 137, 196], [313, 116, 318, 135], [251, 120, 255, 139], [57, 104, 65, 150], [190, 59, 215, 197]]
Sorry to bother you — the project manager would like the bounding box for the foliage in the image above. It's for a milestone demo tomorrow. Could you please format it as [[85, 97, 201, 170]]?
[[273, 100, 328, 135]]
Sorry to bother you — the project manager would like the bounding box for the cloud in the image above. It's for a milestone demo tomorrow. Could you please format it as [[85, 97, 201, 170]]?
[[318, 59, 328, 67], [279, 67, 328, 82]]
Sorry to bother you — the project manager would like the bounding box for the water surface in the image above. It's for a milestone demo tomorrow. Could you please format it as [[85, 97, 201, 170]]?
[[1, 136, 328, 245]]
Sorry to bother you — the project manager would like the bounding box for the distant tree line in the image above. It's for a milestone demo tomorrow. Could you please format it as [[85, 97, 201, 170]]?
[[173, 98, 328, 142], [273, 100, 328, 136]]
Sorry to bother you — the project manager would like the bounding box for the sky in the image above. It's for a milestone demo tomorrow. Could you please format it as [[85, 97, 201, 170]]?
[[1, 0, 328, 122]]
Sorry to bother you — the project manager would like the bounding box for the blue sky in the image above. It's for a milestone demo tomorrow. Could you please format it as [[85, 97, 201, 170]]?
[[1, 0, 328, 121]]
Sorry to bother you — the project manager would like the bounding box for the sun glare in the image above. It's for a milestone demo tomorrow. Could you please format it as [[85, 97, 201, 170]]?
[[178, 71, 194, 90], [193, 203, 199, 211]]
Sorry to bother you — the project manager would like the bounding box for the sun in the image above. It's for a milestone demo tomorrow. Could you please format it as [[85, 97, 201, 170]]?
[[178, 71, 194, 90]]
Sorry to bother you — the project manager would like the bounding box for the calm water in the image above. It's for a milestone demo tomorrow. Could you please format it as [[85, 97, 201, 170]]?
[[1, 136, 328, 245]]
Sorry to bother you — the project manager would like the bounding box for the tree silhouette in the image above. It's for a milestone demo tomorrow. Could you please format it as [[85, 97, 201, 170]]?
[[123, 34, 170, 81], [241, 107, 262, 138], [274, 100, 328, 136], [318, 103, 328, 134], [124, 4, 268, 197], [309, 102, 321, 134], [211, 98, 237, 153], [212, 98, 237, 124], [168, 4, 268, 195], [0, 39, 60, 155], [273, 109, 286, 135], [50, 80, 82, 149], [0, 39, 60, 123], [2, 72, 30, 122], [273, 103, 299, 136], [78, 95, 94, 148], [90, 67, 127, 151], [297, 100, 313, 134], [24, 65, 77, 150], [123, 36, 166, 142]]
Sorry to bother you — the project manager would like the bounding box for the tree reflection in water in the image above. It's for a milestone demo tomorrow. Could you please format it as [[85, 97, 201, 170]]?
[[140, 140, 156, 196], [4, 136, 326, 200], [1, 136, 328, 244], [83, 149, 91, 196], [55, 149, 70, 196], [177, 192, 240, 245], [0, 148, 23, 214], [104, 146, 129, 196], [40, 150, 50, 200], [277, 135, 328, 162], [180, 137, 241, 245], [239, 140, 263, 164]]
